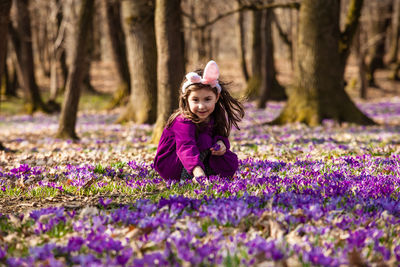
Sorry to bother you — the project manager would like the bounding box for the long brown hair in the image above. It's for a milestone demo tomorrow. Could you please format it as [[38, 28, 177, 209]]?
[[166, 69, 245, 137]]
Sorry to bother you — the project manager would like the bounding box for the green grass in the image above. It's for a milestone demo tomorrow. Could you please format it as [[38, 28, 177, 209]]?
[[0, 92, 113, 116], [0, 96, 26, 116]]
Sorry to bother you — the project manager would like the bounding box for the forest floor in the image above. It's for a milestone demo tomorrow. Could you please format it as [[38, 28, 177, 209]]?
[[1, 57, 400, 211], [0, 58, 400, 214], [0, 59, 400, 265]]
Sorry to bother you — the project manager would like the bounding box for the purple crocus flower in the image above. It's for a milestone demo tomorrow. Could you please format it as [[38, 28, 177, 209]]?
[[99, 198, 112, 208], [212, 143, 221, 151], [0, 246, 6, 259], [347, 229, 367, 249], [394, 245, 400, 261], [72, 253, 101, 266], [302, 247, 339, 267], [29, 243, 56, 261], [133, 252, 169, 266], [67, 236, 85, 252], [116, 247, 132, 265]]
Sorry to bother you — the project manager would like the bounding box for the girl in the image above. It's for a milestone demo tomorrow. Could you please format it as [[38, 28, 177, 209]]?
[[154, 60, 244, 181]]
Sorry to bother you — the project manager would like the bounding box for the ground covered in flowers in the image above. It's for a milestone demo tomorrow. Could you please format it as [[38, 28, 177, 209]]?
[[1, 98, 400, 266]]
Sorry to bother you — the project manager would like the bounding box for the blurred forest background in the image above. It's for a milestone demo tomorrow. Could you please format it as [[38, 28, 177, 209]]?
[[0, 0, 399, 145]]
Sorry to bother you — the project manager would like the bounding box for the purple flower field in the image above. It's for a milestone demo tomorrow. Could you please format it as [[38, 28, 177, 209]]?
[[1, 98, 400, 266]]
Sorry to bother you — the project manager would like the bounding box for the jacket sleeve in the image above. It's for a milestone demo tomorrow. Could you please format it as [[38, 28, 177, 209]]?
[[174, 120, 204, 174], [209, 150, 238, 177], [210, 135, 238, 177]]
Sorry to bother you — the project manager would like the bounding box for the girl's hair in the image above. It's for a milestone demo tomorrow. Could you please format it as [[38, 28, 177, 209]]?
[[166, 69, 245, 137]]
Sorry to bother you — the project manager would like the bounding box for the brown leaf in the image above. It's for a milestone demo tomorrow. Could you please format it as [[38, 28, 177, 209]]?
[[348, 247, 368, 267]]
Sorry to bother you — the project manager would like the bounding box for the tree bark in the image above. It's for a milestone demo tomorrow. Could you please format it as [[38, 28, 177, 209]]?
[[63, 0, 95, 95], [11, 0, 48, 114], [236, 0, 249, 82], [4, 63, 18, 97], [0, 0, 12, 79], [47, 0, 64, 111], [104, 0, 131, 108], [244, 9, 262, 100], [273, 0, 374, 126], [257, 8, 273, 108], [118, 0, 157, 124], [31, 1, 50, 78], [57, 0, 95, 139], [354, 27, 368, 99], [366, 0, 392, 86], [152, 0, 185, 143], [388, 0, 400, 64], [0, 0, 12, 150], [81, 11, 96, 94], [272, 12, 293, 68], [257, 7, 286, 108]]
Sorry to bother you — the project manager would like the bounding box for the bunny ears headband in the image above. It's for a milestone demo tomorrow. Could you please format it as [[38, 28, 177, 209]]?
[[182, 60, 222, 94]]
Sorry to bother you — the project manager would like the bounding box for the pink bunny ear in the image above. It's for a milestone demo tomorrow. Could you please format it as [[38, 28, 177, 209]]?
[[202, 60, 219, 84]]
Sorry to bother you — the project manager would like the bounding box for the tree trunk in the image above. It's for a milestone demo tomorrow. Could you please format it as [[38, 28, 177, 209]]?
[[236, 0, 249, 82], [104, 0, 131, 108], [57, 1, 68, 90], [0, 0, 12, 79], [388, 0, 400, 64], [244, 9, 262, 100], [257, 8, 273, 108], [257, 7, 286, 109], [4, 63, 18, 97], [272, 12, 293, 70], [82, 13, 96, 94], [57, 0, 95, 139], [31, 2, 50, 78], [273, 0, 374, 126], [11, 0, 48, 114], [354, 27, 368, 99], [48, 0, 64, 110], [118, 0, 157, 124], [63, 0, 95, 95], [366, 0, 393, 86], [0, 0, 12, 150], [152, 0, 185, 143]]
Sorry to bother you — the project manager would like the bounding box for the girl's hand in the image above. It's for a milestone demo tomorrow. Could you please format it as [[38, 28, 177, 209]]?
[[193, 166, 206, 177], [210, 140, 226, 156]]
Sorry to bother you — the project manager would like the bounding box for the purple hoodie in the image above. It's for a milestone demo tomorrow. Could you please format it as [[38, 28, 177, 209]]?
[[154, 115, 238, 180]]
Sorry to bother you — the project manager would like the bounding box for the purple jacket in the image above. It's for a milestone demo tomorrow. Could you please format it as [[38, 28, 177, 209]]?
[[154, 115, 238, 180]]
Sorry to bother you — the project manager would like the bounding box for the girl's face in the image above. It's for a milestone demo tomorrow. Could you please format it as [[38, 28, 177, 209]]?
[[187, 88, 219, 122]]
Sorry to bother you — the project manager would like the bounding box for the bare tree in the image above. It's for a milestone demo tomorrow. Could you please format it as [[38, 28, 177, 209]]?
[[366, 0, 392, 86], [0, 0, 12, 78], [389, 0, 400, 64], [354, 27, 368, 99], [118, 0, 157, 124], [236, 0, 249, 82], [152, 0, 185, 143], [257, 7, 274, 108], [0, 0, 12, 151], [47, 0, 64, 111], [63, 0, 95, 94], [257, 5, 286, 108], [244, 8, 262, 100], [30, 0, 51, 78], [389, 0, 400, 80], [9, 0, 49, 114], [57, 0, 95, 139], [103, 0, 131, 108], [272, 0, 374, 125]]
